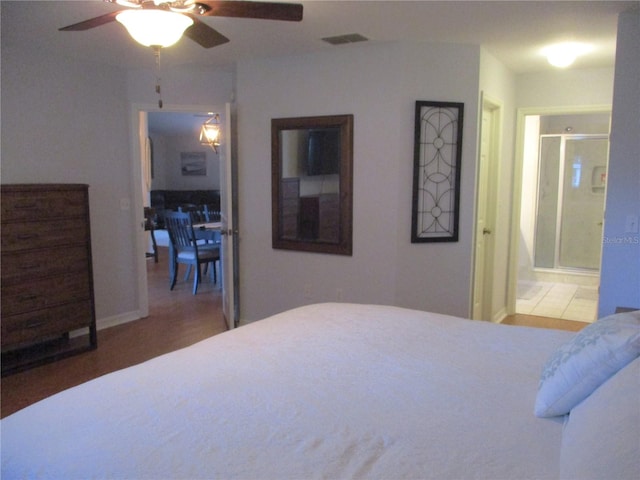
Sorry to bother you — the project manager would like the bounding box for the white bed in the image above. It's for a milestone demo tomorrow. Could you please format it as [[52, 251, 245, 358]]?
[[2, 303, 638, 479]]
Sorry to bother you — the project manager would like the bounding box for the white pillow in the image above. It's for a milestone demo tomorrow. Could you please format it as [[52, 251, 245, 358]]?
[[559, 358, 640, 479], [534, 311, 640, 418]]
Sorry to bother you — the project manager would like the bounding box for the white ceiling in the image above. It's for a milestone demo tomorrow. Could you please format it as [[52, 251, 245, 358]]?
[[2, 0, 637, 72], [3, 0, 637, 135], [148, 111, 216, 136]]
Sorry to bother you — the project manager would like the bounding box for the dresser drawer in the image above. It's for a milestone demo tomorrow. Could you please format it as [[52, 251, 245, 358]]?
[[1, 246, 90, 285], [1, 273, 92, 316], [1, 188, 87, 223], [1, 219, 89, 252], [1, 301, 94, 348]]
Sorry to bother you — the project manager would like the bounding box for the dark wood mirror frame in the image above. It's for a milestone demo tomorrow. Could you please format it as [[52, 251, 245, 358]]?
[[272, 114, 353, 255]]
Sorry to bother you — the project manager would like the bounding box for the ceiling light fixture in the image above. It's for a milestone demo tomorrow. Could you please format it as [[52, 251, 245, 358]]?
[[200, 114, 221, 153], [116, 9, 193, 48], [541, 42, 593, 68], [115, 8, 194, 108]]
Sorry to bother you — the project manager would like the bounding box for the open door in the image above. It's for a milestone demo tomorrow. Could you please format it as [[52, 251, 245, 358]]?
[[220, 102, 240, 329], [472, 97, 500, 321]]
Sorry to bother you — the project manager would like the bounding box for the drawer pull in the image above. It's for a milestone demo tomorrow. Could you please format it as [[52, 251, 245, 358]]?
[[19, 294, 39, 302], [14, 203, 38, 210], [25, 320, 46, 329], [16, 234, 38, 241], [19, 264, 39, 270]]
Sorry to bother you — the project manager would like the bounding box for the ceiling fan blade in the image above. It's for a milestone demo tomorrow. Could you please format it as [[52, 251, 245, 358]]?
[[198, 1, 303, 21], [184, 16, 230, 48], [58, 11, 121, 31]]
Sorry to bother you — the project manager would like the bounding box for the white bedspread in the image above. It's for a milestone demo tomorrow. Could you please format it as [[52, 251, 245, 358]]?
[[1, 303, 573, 479]]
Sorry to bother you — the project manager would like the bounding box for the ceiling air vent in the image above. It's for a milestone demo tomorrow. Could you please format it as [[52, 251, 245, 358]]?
[[322, 33, 369, 46]]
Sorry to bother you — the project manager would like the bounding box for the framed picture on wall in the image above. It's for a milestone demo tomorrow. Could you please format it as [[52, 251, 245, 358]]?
[[181, 152, 207, 176], [411, 101, 464, 243]]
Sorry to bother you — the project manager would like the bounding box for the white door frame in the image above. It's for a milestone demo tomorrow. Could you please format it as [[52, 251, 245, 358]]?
[[129, 102, 224, 319], [506, 104, 611, 315]]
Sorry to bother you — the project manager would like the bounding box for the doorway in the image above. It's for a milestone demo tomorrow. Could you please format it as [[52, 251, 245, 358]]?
[[131, 104, 235, 325], [513, 109, 610, 322]]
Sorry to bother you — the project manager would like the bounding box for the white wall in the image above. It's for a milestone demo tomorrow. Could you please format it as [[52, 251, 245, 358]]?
[[599, 9, 640, 315], [1, 46, 134, 321], [236, 42, 481, 321], [149, 133, 221, 191], [516, 67, 615, 107], [126, 67, 234, 107]]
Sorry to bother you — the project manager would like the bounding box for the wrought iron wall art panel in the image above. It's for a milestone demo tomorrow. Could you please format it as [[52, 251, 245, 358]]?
[[411, 101, 464, 242]]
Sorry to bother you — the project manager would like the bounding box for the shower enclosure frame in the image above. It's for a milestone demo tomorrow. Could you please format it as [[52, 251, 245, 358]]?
[[533, 133, 609, 273]]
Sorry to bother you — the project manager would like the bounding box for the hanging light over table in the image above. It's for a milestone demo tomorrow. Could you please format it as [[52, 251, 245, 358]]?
[[200, 114, 221, 153]]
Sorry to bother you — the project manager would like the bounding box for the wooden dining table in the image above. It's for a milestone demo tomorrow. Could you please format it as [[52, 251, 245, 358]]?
[[193, 221, 222, 241]]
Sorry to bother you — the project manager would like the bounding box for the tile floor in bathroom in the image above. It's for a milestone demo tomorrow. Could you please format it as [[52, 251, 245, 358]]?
[[516, 281, 598, 323]]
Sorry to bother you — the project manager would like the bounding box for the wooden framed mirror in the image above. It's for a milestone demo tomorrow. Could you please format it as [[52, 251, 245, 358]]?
[[272, 114, 353, 255]]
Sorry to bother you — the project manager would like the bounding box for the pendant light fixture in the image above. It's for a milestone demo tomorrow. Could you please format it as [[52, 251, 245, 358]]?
[[200, 114, 221, 153]]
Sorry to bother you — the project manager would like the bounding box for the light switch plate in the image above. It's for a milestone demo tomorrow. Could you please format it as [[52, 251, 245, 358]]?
[[625, 214, 638, 233]]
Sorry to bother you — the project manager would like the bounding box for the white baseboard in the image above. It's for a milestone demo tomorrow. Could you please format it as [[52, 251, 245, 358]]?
[[97, 311, 142, 331], [493, 307, 508, 324], [69, 311, 140, 338]]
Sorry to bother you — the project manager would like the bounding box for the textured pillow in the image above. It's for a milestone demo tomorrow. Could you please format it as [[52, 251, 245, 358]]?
[[534, 311, 640, 417]]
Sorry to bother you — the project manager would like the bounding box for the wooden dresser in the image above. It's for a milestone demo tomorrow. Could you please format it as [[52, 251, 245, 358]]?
[[1, 184, 97, 375]]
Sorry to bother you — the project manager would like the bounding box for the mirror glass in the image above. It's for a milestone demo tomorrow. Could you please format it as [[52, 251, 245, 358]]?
[[272, 114, 353, 255]]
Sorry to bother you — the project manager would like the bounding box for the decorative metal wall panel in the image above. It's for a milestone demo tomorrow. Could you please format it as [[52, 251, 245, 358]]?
[[411, 101, 464, 242]]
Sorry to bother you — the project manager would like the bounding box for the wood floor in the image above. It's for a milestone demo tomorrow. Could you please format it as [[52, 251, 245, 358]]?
[[502, 313, 588, 332], [1, 247, 588, 418]]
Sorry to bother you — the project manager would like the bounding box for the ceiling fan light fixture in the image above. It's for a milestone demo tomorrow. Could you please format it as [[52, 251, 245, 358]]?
[[116, 9, 194, 48]]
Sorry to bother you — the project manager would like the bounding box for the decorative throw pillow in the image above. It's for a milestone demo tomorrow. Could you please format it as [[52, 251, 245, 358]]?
[[534, 311, 640, 417]]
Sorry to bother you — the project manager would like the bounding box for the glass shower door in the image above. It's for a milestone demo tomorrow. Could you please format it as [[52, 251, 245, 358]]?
[[559, 137, 608, 270], [534, 135, 608, 271]]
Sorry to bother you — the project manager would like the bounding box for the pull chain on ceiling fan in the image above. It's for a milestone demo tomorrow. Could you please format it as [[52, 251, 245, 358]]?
[[59, 0, 303, 107]]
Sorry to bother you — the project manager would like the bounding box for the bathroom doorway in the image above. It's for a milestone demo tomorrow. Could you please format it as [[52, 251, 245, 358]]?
[[515, 110, 610, 322]]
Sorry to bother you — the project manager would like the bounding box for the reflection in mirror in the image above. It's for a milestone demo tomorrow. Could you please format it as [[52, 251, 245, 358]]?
[[272, 115, 353, 255]]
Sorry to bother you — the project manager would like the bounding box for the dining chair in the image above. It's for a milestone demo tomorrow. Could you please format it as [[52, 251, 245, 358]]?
[[178, 204, 206, 223], [143, 206, 158, 263], [164, 211, 220, 294], [204, 204, 221, 222]]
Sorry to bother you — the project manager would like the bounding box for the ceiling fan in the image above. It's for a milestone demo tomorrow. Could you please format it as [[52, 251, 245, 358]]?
[[59, 0, 304, 49]]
